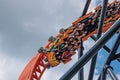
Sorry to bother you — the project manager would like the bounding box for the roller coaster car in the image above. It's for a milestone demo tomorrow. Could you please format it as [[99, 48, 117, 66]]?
[[45, 41, 53, 49], [65, 27, 74, 34], [39, 52, 47, 60], [55, 40, 64, 47], [55, 28, 74, 46], [46, 38, 61, 50], [62, 51, 76, 64], [60, 33, 69, 40], [45, 36, 56, 49], [112, 14, 120, 21], [63, 58, 72, 64], [46, 0, 120, 67], [112, 0, 117, 4], [47, 52, 60, 67], [72, 12, 93, 26], [105, 14, 120, 24], [75, 46, 81, 50], [55, 34, 68, 47], [48, 27, 74, 48], [62, 51, 71, 60], [94, 5, 101, 11], [105, 17, 113, 23], [46, 39, 64, 51], [49, 39, 63, 49]]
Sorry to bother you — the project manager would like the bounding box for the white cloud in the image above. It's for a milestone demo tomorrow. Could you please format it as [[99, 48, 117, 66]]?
[[0, 58, 6, 80], [0, 53, 27, 80]]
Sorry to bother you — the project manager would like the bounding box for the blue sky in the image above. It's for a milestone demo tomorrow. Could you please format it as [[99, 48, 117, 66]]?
[[0, 0, 120, 80]]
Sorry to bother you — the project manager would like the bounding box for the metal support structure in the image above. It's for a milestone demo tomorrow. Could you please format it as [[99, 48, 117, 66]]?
[[78, 0, 92, 80], [78, 39, 84, 80], [112, 53, 120, 61], [59, 18, 120, 80], [91, 35, 111, 53], [91, 35, 120, 62], [81, 0, 91, 16], [106, 66, 119, 80], [100, 69, 107, 80], [88, 0, 108, 80], [98, 33, 120, 80], [104, 33, 120, 65]]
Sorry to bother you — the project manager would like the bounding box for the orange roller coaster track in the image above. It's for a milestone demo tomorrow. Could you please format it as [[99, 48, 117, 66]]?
[[19, 53, 47, 80]]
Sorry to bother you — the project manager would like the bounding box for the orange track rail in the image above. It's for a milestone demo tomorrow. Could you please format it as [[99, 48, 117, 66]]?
[[19, 53, 46, 80]]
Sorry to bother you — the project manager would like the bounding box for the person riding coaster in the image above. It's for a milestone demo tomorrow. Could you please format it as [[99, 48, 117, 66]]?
[[55, 41, 76, 64], [38, 46, 61, 67], [61, 51, 72, 64]]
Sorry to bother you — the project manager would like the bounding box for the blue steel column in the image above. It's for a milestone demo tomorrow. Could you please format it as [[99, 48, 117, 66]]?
[[59, 18, 120, 80], [88, 0, 108, 80]]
